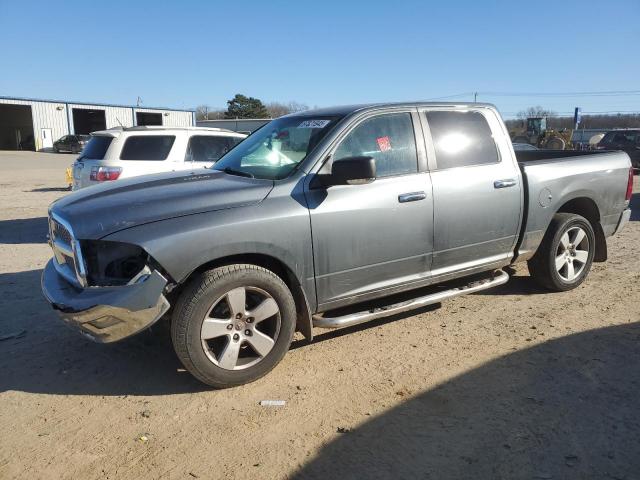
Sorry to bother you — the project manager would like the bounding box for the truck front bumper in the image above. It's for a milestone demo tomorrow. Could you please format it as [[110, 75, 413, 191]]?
[[41, 259, 170, 343]]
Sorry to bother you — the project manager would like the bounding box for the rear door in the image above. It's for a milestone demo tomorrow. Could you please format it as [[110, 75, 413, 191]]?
[[116, 134, 178, 178], [183, 135, 242, 170], [306, 110, 434, 309], [420, 107, 521, 277]]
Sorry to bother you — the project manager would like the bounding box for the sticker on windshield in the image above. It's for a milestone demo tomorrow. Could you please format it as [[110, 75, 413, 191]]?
[[298, 119, 331, 129]]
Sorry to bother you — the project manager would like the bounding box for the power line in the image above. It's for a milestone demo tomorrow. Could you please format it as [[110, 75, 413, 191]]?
[[501, 110, 640, 116], [428, 90, 640, 100], [484, 90, 640, 97]]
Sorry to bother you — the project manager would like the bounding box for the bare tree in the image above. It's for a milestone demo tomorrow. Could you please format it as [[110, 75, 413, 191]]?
[[195, 105, 226, 121], [505, 113, 640, 131], [266, 101, 309, 118], [516, 106, 557, 119]]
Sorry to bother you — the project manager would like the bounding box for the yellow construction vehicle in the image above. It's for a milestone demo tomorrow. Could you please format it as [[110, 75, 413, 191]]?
[[510, 116, 573, 150]]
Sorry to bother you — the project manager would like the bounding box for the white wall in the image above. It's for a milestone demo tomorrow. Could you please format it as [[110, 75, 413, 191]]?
[[0, 98, 69, 150], [0, 98, 194, 150]]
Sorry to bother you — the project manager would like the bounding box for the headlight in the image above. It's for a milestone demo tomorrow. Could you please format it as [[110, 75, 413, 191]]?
[[81, 240, 149, 286]]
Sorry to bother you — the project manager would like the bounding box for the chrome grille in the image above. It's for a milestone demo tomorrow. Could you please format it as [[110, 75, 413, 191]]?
[[48, 212, 87, 287], [51, 219, 73, 246]]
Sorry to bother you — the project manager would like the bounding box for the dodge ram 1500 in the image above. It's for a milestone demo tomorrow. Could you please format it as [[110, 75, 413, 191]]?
[[42, 102, 633, 387]]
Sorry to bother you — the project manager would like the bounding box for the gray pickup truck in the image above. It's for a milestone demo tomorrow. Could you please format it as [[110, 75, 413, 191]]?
[[42, 102, 633, 387]]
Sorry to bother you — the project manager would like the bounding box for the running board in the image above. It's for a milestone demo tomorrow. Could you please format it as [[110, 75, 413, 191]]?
[[312, 269, 509, 329]]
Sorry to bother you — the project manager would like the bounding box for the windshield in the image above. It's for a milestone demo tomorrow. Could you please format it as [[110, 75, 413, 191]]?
[[212, 115, 342, 180]]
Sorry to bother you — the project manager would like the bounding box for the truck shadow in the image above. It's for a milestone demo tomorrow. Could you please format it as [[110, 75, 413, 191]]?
[[0, 269, 206, 396], [0, 217, 49, 244], [293, 321, 640, 479]]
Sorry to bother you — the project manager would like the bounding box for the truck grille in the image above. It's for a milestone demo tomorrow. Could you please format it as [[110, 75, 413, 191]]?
[[48, 213, 86, 287], [51, 219, 73, 246]]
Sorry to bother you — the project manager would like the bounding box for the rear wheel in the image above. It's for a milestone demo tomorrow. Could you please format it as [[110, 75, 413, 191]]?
[[528, 213, 595, 291], [171, 264, 296, 388], [545, 136, 566, 150]]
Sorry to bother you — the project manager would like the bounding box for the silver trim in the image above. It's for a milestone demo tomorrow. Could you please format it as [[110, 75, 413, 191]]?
[[49, 211, 87, 287], [313, 270, 509, 329]]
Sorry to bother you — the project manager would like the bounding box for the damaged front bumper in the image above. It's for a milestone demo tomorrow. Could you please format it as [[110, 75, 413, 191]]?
[[41, 259, 170, 343]]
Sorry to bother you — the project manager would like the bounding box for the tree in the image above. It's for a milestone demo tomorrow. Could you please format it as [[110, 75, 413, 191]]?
[[516, 106, 556, 119], [224, 94, 270, 119], [266, 101, 309, 118], [195, 105, 225, 121]]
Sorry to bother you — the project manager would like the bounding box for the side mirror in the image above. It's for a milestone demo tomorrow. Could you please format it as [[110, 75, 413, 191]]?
[[330, 156, 376, 185]]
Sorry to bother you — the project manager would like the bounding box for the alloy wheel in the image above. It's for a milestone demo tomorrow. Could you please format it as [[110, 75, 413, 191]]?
[[200, 286, 281, 370]]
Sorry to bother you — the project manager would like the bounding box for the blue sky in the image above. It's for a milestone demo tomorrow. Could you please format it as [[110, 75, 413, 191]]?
[[1, 0, 639, 118]]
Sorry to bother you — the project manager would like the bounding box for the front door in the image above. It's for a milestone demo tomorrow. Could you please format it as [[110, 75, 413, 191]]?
[[306, 111, 434, 309], [41, 128, 53, 149], [420, 108, 522, 277]]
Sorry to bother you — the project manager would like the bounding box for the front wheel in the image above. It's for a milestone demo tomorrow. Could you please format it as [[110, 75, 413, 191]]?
[[528, 213, 595, 291], [171, 264, 296, 388]]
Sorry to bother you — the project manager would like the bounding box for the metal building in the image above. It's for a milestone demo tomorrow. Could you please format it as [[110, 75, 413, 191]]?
[[0, 96, 195, 151]]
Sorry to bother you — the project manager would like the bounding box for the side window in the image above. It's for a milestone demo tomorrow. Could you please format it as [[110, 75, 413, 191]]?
[[120, 135, 175, 160], [426, 111, 499, 170], [334, 113, 418, 178], [186, 136, 237, 163]]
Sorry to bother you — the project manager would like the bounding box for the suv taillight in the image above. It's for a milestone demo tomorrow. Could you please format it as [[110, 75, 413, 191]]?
[[90, 166, 122, 182], [626, 167, 634, 201]]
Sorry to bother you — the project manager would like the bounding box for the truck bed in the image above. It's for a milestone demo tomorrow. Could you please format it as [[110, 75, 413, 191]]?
[[515, 149, 631, 262], [515, 149, 616, 165]]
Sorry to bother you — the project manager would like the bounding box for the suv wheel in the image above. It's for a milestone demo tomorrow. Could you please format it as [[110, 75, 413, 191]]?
[[528, 213, 595, 291], [171, 264, 296, 388]]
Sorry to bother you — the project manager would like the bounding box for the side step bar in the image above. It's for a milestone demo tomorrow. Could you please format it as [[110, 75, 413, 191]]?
[[312, 269, 509, 329]]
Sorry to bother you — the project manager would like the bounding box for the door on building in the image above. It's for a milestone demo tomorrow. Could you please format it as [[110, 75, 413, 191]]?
[[136, 112, 163, 126], [72, 108, 107, 134], [41, 128, 53, 149], [0, 104, 35, 150]]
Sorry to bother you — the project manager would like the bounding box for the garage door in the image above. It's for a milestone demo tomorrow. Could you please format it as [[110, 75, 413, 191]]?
[[0, 104, 35, 151]]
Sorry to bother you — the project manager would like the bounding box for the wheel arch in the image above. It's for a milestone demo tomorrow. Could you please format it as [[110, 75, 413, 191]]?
[[177, 253, 314, 341], [556, 196, 607, 262]]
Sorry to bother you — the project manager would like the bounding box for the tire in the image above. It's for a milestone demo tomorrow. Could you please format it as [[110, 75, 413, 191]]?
[[528, 213, 595, 291], [546, 136, 566, 150], [171, 264, 296, 388]]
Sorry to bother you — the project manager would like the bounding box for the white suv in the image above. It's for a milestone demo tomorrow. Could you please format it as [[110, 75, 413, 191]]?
[[72, 126, 246, 190]]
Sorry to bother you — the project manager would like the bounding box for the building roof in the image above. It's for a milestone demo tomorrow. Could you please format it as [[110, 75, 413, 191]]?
[[0, 95, 194, 113]]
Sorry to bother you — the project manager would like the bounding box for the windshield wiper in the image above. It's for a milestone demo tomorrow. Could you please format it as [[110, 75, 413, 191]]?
[[222, 167, 254, 178]]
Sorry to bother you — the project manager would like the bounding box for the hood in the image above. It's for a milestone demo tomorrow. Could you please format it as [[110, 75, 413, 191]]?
[[51, 169, 274, 239]]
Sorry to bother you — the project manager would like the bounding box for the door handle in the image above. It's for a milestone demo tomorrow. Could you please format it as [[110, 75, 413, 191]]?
[[494, 179, 517, 189], [398, 191, 426, 203]]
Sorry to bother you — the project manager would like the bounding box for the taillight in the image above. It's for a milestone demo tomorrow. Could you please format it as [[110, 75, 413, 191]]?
[[90, 166, 122, 182], [626, 167, 634, 201]]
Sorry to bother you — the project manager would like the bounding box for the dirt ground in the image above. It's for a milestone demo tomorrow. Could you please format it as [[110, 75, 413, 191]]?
[[0, 151, 639, 479]]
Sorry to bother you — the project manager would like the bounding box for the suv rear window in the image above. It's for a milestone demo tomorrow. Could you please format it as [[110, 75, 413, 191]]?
[[120, 135, 176, 160], [81, 136, 113, 160]]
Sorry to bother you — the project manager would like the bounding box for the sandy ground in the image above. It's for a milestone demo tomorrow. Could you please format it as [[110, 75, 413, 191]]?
[[0, 151, 639, 480]]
